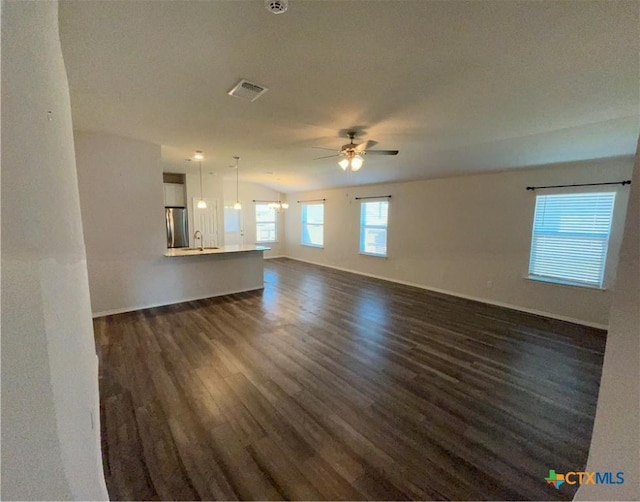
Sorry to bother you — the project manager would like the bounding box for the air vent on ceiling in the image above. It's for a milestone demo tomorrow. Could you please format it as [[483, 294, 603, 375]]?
[[227, 79, 269, 102]]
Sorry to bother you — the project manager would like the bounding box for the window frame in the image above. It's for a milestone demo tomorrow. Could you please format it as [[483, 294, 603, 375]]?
[[254, 203, 278, 244], [527, 190, 617, 290], [300, 202, 325, 248], [359, 199, 389, 258]]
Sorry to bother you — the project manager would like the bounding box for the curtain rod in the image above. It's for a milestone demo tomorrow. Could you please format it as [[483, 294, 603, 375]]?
[[252, 199, 280, 203], [355, 195, 392, 200], [297, 198, 326, 203], [526, 180, 631, 191]]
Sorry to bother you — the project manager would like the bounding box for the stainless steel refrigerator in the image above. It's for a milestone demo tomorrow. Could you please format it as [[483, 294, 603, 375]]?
[[165, 207, 189, 248]]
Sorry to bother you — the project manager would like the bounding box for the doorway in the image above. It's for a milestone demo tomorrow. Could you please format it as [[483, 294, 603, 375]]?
[[224, 206, 244, 246], [192, 198, 219, 247]]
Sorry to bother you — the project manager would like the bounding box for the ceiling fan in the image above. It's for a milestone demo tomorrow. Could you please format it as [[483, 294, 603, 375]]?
[[313, 131, 399, 172]]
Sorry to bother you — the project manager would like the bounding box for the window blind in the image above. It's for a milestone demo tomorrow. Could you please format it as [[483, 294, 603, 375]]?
[[255, 203, 277, 243], [360, 200, 389, 256], [529, 192, 616, 287], [301, 203, 324, 247]]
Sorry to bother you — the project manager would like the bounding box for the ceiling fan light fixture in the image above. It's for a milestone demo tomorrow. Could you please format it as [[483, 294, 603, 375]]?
[[321, 130, 399, 173], [351, 155, 364, 171]]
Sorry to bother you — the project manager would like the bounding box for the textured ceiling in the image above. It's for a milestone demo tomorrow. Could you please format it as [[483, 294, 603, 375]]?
[[59, 0, 639, 192]]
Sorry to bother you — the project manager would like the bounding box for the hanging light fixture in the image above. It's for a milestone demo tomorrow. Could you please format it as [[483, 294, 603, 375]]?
[[350, 155, 364, 171], [233, 156, 242, 210], [268, 200, 289, 211], [268, 193, 289, 211], [338, 152, 364, 172], [195, 150, 206, 208]]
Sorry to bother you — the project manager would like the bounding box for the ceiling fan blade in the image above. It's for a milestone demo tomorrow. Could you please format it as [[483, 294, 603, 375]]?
[[313, 153, 340, 160], [312, 146, 339, 151], [366, 149, 399, 156], [355, 140, 377, 152]]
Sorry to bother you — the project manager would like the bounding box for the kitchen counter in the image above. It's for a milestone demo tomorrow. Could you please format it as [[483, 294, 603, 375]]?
[[164, 244, 270, 257]]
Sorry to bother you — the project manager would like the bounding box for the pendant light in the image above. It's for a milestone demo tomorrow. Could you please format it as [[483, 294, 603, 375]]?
[[195, 150, 206, 208], [268, 197, 289, 211], [233, 156, 242, 210]]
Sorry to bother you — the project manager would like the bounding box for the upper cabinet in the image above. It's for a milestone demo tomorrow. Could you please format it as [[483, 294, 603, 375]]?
[[163, 182, 185, 207]]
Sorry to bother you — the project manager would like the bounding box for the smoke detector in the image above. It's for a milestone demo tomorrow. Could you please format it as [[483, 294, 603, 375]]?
[[265, 0, 288, 14]]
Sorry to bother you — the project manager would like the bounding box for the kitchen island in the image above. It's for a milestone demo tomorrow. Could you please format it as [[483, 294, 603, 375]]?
[[91, 244, 269, 317], [164, 244, 270, 257], [159, 244, 270, 308]]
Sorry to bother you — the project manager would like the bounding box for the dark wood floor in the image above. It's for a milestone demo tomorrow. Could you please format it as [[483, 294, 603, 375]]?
[[95, 258, 606, 501]]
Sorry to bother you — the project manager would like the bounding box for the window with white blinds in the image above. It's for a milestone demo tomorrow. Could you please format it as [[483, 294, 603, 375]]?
[[528, 192, 616, 288], [301, 203, 324, 247], [359, 200, 389, 257], [255, 203, 277, 243]]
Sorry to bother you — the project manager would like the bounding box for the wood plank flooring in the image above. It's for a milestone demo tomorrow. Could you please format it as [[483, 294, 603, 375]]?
[[95, 258, 606, 501]]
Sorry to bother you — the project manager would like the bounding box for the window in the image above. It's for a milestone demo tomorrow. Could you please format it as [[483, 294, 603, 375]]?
[[360, 200, 389, 257], [301, 203, 324, 247], [255, 203, 277, 243], [528, 192, 616, 288]]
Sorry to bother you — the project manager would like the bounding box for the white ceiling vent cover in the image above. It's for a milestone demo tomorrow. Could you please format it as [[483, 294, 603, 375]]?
[[227, 79, 269, 102]]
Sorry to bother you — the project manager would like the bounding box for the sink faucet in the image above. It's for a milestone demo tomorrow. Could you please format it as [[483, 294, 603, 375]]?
[[193, 230, 204, 251]]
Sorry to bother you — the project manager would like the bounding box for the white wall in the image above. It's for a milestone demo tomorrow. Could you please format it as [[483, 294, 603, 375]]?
[[576, 141, 639, 501], [1, 1, 108, 499], [284, 157, 632, 327], [223, 180, 287, 257], [75, 132, 264, 316]]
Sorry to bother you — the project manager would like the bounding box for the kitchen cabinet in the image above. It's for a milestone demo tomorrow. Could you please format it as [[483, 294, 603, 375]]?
[[163, 182, 185, 207]]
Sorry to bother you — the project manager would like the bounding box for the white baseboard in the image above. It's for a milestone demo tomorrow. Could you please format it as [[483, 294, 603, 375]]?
[[264, 254, 286, 259], [280, 256, 608, 330], [91, 285, 264, 318]]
